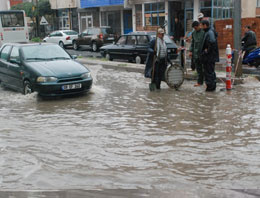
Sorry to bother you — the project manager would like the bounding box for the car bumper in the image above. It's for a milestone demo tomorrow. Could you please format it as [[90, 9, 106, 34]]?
[[64, 40, 73, 46], [34, 78, 93, 96]]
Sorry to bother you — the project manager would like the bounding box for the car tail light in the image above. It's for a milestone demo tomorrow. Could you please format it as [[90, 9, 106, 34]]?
[[66, 36, 70, 40], [0, 32, 3, 40], [99, 34, 103, 39]]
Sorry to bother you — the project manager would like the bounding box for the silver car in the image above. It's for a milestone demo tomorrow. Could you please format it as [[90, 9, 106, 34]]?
[[43, 30, 78, 48]]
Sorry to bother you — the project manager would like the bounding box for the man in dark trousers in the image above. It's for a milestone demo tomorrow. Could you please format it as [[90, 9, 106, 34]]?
[[200, 20, 219, 92], [145, 28, 169, 89], [189, 21, 205, 86], [242, 26, 257, 59]]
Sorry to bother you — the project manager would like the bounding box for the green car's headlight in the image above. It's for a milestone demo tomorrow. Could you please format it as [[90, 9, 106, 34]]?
[[37, 76, 58, 83], [81, 72, 91, 79]]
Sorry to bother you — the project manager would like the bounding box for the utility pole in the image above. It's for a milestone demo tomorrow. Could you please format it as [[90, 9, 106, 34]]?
[[233, 0, 242, 77]]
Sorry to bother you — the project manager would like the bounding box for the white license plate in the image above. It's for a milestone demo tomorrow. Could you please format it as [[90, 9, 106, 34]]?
[[62, 83, 82, 90], [107, 37, 114, 40]]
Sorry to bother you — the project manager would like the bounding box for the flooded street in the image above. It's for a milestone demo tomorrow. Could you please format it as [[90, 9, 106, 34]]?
[[1, 64, 260, 196]]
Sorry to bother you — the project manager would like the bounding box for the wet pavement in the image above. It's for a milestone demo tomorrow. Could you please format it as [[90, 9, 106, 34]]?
[[0, 64, 260, 197]]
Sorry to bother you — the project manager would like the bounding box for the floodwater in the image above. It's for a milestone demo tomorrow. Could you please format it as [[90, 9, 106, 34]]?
[[0, 64, 260, 197]]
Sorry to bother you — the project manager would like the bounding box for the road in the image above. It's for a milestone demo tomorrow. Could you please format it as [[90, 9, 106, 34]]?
[[1, 64, 260, 197]]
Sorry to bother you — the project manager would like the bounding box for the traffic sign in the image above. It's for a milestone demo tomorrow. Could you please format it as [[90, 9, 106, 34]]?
[[40, 16, 48, 25]]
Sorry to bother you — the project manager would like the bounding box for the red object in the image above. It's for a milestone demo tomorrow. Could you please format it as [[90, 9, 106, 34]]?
[[99, 34, 103, 39], [66, 36, 70, 40], [226, 44, 232, 90], [9, 0, 23, 7], [0, 33, 3, 41]]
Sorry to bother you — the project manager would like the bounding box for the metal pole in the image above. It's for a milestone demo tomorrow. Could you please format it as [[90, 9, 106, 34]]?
[[233, 0, 242, 77]]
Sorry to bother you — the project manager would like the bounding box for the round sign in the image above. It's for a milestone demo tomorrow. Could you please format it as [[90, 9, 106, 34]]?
[[165, 64, 184, 90]]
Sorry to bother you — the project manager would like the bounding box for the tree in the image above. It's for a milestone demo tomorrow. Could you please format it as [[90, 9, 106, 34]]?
[[11, 0, 55, 18]]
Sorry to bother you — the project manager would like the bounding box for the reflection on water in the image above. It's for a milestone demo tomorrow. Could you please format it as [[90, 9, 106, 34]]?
[[0, 65, 260, 193]]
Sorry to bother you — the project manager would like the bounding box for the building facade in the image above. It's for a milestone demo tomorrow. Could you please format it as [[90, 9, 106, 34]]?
[[78, 0, 133, 35], [9, 0, 23, 7], [49, 0, 79, 31]]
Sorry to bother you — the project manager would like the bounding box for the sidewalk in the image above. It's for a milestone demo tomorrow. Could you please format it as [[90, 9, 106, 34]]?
[[77, 57, 245, 85]]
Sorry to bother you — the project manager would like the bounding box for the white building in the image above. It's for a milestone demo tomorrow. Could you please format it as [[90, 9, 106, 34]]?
[[0, 0, 10, 11]]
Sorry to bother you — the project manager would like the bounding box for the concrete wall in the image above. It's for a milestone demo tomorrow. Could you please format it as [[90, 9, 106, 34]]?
[[242, 0, 257, 18], [0, 0, 10, 11]]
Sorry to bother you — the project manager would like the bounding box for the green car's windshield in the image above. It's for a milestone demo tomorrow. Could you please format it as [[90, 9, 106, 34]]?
[[22, 44, 71, 61]]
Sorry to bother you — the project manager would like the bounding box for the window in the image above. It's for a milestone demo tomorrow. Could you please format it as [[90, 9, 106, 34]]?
[[0, 45, 11, 61], [10, 47, 20, 63], [144, 3, 165, 26], [135, 4, 143, 28], [126, 36, 136, 45], [0, 12, 24, 27], [137, 35, 149, 45], [258, 0, 260, 7], [117, 36, 127, 45]]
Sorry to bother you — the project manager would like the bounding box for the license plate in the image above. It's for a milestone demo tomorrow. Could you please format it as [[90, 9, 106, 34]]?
[[107, 37, 114, 40], [62, 83, 82, 90]]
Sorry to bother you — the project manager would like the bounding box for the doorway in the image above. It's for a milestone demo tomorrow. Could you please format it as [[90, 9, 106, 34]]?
[[168, 1, 184, 43], [123, 10, 133, 34], [81, 16, 92, 32]]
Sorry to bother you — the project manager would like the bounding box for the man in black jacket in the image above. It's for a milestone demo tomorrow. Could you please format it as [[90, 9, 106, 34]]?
[[200, 20, 219, 92], [242, 26, 257, 59]]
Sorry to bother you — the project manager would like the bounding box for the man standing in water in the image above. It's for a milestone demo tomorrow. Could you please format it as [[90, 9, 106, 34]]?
[[200, 20, 219, 92], [145, 28, 168, 89], [189, 21, 205, 86]]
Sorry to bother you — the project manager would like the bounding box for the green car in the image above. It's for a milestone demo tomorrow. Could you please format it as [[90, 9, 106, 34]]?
[[0, 43, 92, 96]]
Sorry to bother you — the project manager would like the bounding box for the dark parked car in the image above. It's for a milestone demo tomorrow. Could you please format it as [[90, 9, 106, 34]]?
[[0, 43, 92, 96], [73, 27, 117, 52], [100, 31, 178, 64]]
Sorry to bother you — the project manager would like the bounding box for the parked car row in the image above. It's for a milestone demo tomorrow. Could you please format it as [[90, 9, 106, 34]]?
[[43, 28, 179, 65], [43, 27, 117, 52]]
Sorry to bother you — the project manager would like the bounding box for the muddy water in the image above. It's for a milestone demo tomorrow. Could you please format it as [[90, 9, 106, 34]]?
[[0, 65, 260, 193]]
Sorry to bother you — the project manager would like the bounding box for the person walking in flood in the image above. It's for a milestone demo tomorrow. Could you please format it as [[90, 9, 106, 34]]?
[[145, 28, 169, 90], [200, 20, 219, 92], [189, 21, 205, 86], [242, 25, 257, 59]]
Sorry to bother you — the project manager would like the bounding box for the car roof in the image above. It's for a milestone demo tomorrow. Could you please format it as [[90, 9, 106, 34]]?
[[2, 43, 58, 47]]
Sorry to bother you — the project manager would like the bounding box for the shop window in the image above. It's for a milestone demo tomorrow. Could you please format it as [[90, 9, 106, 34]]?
[[144, 2, 165, 26], [258, 0, 260, 7]]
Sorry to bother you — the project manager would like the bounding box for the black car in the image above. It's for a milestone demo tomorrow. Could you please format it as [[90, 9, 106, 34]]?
[[73, 27, 117, 52], [0, 43, 93, 96], [100, 31, 178, 64]]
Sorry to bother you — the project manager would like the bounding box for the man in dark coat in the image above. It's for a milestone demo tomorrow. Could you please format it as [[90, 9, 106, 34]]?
[[144, 28, 170, 89], [242, 26, 257, 59], [200, 20, 219, 92], [189, 21, 205, 86]]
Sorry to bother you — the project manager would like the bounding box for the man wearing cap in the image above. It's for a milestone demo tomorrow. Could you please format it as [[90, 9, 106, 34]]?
[[197, 13, 204, 22], [189, 21, 205, 86], [145, 28, 169, 89]]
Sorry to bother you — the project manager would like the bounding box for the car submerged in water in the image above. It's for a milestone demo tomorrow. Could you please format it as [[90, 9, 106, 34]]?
[[0, 43, 92, 96], [100, 31, 178, 64]]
